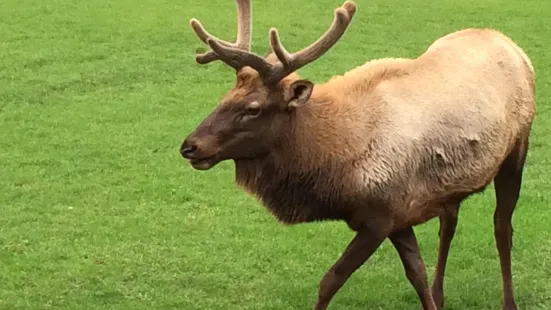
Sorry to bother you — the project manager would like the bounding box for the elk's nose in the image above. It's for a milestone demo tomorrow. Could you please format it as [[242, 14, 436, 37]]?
[[180, 140, 197, 159]]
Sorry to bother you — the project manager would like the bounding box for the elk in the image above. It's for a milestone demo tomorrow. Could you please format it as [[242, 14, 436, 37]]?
[[180, 0, 535, 309]]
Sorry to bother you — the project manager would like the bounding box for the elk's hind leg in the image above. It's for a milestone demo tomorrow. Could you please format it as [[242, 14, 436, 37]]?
[[493, 138, 529, 310], [430, 204, 460, 309]]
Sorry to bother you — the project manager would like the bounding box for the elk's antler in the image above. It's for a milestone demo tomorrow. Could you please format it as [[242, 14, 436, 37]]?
[[190, 0, 254, 64], [190, 0, 357, 86], [265, 1, 356, 84]]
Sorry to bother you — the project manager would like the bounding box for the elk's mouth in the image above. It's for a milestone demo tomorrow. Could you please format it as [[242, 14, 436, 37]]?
[[189, 156, 219, 170]]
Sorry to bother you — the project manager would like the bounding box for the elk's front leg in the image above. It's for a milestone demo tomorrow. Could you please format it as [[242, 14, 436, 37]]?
[[314, 227, 389, 310], [389, 227, 437, 310]]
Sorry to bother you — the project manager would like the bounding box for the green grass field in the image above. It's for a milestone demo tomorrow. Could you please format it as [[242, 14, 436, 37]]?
[[1, 0, 550, 309]]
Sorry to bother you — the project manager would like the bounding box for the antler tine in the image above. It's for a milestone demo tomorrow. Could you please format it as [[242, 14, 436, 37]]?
[[190, 0, 255, 66], [190, 18, 235, 47], [266, 1, 357, 84], [190, 18, 235, 64], [205, 38, 273, 74], [235, 0, 252, 50]]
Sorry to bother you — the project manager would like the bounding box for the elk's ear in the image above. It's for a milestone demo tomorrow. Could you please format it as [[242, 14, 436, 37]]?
[[285, 80, 313, 108]]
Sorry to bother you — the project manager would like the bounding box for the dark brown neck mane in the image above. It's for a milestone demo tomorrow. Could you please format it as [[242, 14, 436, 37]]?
[[232, 62, 407, 224], [233, 89, 365, 224], [234, 156, 356, 224]]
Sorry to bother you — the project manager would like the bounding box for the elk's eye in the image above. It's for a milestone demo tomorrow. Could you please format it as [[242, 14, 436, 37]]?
[[245, 106, 261, 116]]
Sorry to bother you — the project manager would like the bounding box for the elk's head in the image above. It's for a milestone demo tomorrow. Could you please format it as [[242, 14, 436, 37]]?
[[181, 0, 356, 170]]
